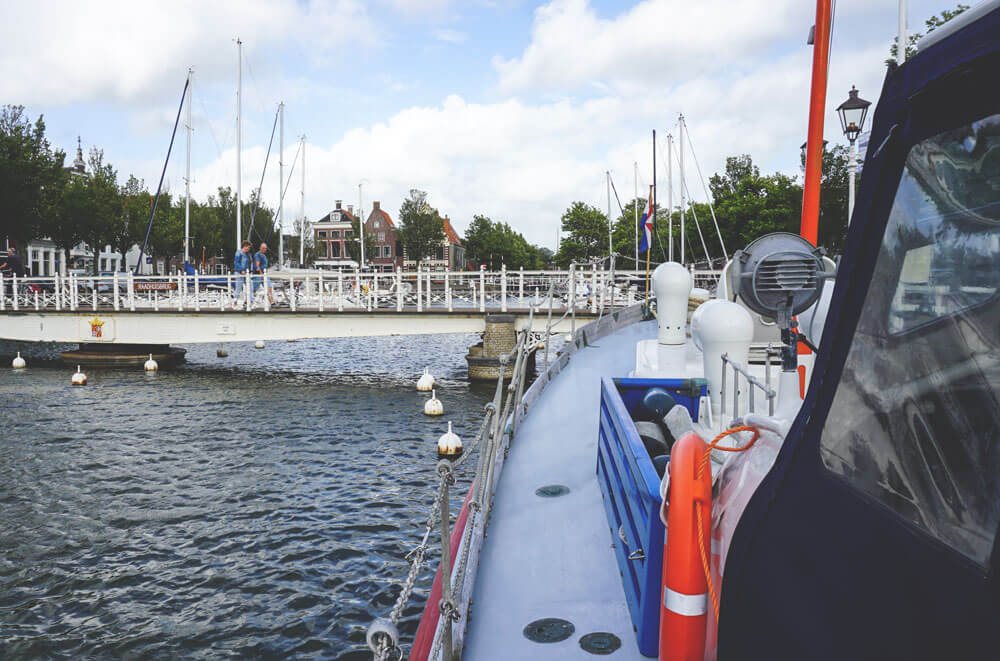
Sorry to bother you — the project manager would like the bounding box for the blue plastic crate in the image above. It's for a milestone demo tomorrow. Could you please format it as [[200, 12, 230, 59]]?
[[596, 376, 707, 657]]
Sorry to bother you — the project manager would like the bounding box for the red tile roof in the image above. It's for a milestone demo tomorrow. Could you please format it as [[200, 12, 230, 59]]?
[[373, 208, 395, 228], [441, 217, 461, 246]]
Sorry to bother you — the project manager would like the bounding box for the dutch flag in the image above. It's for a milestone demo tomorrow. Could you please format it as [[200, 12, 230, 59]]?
[[638, 186, 654, 254]]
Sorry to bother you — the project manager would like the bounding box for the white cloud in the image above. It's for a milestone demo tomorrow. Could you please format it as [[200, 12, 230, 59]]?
[[1, 0, 373, 107], [493, 0, 809, 94], [433, 28, 468, 43]]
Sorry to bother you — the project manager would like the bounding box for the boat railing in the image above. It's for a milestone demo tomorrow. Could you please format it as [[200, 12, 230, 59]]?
[[720, 345, 779, 421], [367, 287, 647, 660]]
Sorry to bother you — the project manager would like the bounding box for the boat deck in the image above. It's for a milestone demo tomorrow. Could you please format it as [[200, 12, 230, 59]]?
[[464, 319, 657, 659]]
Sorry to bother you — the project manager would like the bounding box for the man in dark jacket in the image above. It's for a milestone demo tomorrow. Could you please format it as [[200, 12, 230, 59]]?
[[0, 248, 26, 277]]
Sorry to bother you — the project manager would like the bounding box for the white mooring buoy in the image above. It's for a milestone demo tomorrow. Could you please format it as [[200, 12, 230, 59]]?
[[424, 389, 444, 416], [12, 352, 26, 369], [71, 365, 87, 386], [437, 421, 463, 459], [254, 340, 265, 349], [416, 366, 435, 391], [144, 353, 158, 372]]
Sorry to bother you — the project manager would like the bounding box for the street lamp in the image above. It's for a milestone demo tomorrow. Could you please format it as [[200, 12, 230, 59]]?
[[836, 85, 872, 224]]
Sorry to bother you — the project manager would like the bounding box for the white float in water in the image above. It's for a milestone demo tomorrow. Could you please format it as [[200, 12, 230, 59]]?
[[254, 340, 265, 349], [12, 352, 26, 369], [438, 421, 463, 459], [71, 365, 87, 386], [424, 389, 444, 416], [144, 353, 159, 372], [416, 367, 435, 391]]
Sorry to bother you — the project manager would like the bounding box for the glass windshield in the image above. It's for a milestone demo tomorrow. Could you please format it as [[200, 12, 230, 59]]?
[[821, 112, 1000, 566]]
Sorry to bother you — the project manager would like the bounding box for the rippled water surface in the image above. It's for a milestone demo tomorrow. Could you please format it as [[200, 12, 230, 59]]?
[[0, 336, 495, 659]]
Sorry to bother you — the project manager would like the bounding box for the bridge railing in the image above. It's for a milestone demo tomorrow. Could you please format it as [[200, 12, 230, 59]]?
[[0, 265, 721, 314]]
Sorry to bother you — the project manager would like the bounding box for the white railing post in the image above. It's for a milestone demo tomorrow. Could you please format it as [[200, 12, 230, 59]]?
[[220, 275, 227, 311], [416, 265, 423, 312], [10, 275, 17, 310], [154, 289, 159, 311], [92, 277, 98, 311], [426, 269, 432, 309], [128, 272, 135, 311], [519, 266, 524, 306], [501, 264, 508, 312], [396, 268, 402, 312], [590, 263, 597, 313], [338, 270, 344, 312], [0, 274, 5, 310], [178, 274, 185, 311], [194, 272, 200, 311], [317, 272, 323, 312], [113, 272, 120, 310], [568, 264, 575, 311], [479, 265, 485, 313], [445, 268, 452, 312], [245, 271, 252, 312], [290, 274, 297, 312], [34, 289, 39, 310]]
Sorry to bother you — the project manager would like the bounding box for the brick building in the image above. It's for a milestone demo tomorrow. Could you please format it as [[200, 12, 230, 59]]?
[[364, 201, 402, 271], [313, 200, 358, 270]]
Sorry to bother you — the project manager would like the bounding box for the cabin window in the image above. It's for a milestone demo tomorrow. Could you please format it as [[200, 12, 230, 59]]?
[[820, 112, 1000, 567]]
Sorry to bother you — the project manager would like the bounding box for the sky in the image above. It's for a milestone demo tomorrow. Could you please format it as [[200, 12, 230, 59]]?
[[3, 0, 964, 255]]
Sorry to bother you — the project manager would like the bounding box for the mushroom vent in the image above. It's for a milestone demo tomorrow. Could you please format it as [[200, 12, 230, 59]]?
[[734, 232, 825, 318]]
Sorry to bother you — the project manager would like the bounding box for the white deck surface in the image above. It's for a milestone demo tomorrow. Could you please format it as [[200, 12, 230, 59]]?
[[464, 319, 657, 659]]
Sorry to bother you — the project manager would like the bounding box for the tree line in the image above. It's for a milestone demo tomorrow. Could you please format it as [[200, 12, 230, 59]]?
[[1, 105, 278, 274], [554, 144, 853, 269]]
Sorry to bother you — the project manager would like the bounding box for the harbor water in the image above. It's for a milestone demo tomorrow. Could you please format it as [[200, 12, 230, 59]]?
[[0, 335, 495, 659]]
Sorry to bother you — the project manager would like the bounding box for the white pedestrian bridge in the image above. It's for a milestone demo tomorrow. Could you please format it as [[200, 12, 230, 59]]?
[[0, 267, 721, 345]]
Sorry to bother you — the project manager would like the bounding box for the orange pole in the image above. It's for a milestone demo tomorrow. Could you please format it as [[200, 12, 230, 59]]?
[[800, 0, 832, 247]]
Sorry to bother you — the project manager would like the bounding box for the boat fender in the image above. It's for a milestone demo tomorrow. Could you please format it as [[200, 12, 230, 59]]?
[[144, 354, 158, 372], [12, 352, 26, 369], [437, 421, 463, 459], [71, 366, 87, 386], [659, 431, 711, 661]]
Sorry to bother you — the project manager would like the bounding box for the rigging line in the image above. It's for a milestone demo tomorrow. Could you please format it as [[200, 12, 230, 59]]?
[[135, 77, 189, 274], [671, 139, 713, 268], [195, 94, 226, 159], [681, 118, 728, 260], [608, 173, 627, 217], [265, 140, 302, 245], [684, 120, 729, 262], [247, 107, 280, 242]]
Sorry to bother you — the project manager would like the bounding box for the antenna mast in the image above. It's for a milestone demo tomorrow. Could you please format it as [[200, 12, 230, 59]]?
[[184, 68, 192, 266], [300, 135, 306, 266], [278, 102, 284, 268]]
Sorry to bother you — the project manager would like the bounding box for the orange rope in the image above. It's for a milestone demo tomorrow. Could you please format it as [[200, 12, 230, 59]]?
[[694, 425, 760, 620]]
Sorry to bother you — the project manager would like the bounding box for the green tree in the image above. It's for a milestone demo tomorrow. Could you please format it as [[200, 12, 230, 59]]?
[[555, 201, 608, 267], [463, 214, 538, 269], [398, 189, 444, 267], [116, 175, 150, 271], [0, 106, 66, 248], [887, 4, 968, 64]]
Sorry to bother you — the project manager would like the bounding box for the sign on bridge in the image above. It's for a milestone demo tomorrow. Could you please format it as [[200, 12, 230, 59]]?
[[134, 281, 178, 292]]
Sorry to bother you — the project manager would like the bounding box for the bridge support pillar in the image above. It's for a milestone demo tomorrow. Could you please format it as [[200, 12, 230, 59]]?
[[465, 314, 534, 381], [60, 344, 187, 369]]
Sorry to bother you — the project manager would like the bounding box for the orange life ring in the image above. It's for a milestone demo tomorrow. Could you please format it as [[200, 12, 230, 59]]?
[[659, 431, 712, 661]]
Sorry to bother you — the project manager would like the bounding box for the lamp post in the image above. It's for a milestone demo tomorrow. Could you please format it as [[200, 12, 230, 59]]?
[[836, 86, 872, 224]]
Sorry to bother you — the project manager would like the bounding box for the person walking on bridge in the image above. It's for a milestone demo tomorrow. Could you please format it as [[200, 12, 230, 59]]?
[[253, 243, 274, 306], [233, 240, 251, 305]]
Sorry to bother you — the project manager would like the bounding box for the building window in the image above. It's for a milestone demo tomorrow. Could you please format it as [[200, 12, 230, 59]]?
[[331, 242, 341, 258], [384, 245, 392, 258], [375, 220, 380, 229], [378, 232, 385, 242], [318, 230, 328, 238], [345, 230, 353, 237]]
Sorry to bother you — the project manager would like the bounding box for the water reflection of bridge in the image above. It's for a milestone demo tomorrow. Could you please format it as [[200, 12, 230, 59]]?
[[1, 268, 718, 344]]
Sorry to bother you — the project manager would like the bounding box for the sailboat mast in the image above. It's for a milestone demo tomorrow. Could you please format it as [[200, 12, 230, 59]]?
[[184, 68, 192, 265], [679, 115, 685, 266], [300, 135, 306, 266], [278, 102, 284, 269], [801, 0, 832, 246], [667, 133, 673, 262], [606, 171, 612, 260], [898, 0, 908, 63], [235, 38, 242, 252], [652, 129, 656, 260], [633, 161, 638, 268], [359, 182, 365, 270]]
